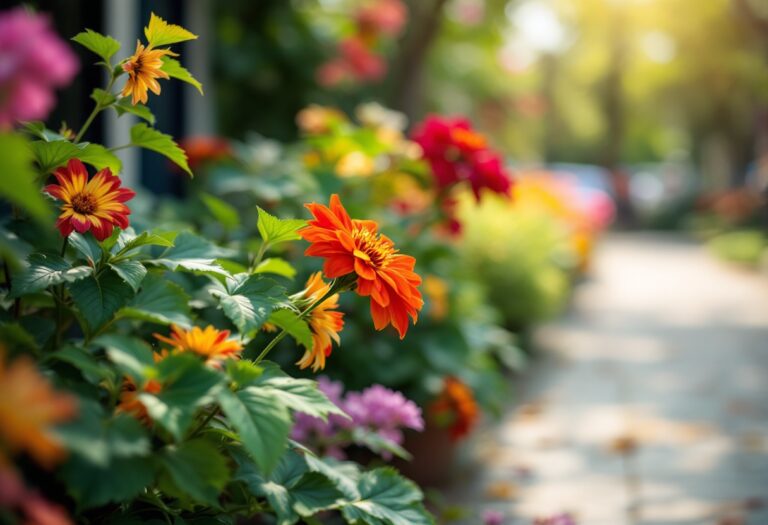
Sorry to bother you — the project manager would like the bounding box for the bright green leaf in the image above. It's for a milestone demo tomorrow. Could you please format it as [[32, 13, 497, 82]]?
[[130, 123, 191, 176], [259, 376, 348, 421], [29, 139, 81, 173], [161, 57, 203, 94], [150, 231, 229, 275], [209, 274, 286, 333], [72, 29, 121, 64], [144, 12, 197, 48], [254, 258, 296, 278], [266, 309, 313, 349], [257, 207, 306, 246], [113, 228, 175, 256], [200, 192, 238, 230], [114, 98, 156, 125], [78, 143, 122, 174], [0, 134, 50, 222]]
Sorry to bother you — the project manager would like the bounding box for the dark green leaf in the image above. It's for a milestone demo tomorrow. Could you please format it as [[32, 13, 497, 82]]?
[[119, 273, 191, 326], [304, 455, 360, 501], [11, 253, 92, 297], [29, 138, 81, 173], [159, 439, 229, 507], [62, 455, 155, 508], [131, 123, 191, 176], [21, 122, 68, 142], [216, 387, 291, 474], [68, 232, 102, 266], [340, 468, 432, 525], [260, 377, 348, 420], [68, 268, 134, 332], [210, 274, 286, 333], [96, 334, 156, 382], [151, 231, 229, 275], [72, 29, 121, 64], [109, 259, 147, 292], [47, 345, 115, 385], [113, 228, 175, 256]]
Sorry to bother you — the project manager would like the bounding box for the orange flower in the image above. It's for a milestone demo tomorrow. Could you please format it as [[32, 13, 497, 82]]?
[[0, 350, 77, 468], [296, 272, 345, 372], [154, 325, 243, 365], [423, 274, 449, 321], [44, 158, 135, 241], [429, 376, 479, 440], [116, 377, 162, 424], [121, 40, 175, 105], [300, 194, 422, 339]]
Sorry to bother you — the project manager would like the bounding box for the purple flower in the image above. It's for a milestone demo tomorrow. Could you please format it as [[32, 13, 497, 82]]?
[[482, 509, 504, 525], [0, 8, 78, 129], [533, 514, 577, 525], [291, 377, 349, 442]]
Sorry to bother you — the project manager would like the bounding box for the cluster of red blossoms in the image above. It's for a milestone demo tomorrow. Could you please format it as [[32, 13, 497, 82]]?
[[411, 115, 512, 201], [316, 0, 407, 87]]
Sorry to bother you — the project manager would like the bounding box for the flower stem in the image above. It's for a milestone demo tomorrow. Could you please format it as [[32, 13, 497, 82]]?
[[253, 276, 353, 365], [74, 75, 116, 143]]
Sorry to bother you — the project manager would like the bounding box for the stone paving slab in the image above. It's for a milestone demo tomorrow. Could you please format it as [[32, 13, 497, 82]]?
[[446, 234, 768, 525]]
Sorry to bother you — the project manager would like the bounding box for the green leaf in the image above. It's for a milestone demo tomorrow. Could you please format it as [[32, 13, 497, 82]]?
[[0, 134, 50, 222], [139, 354, 223, 440], [144, 12, 197, 47], [340, 468, 432, 525], [350, 428, 411, 461], [259, 377, 348, 421], [72, 29, 121, 64], [304, 455, 361, 501], [267, 309, 312, 349], [119, 273, 192, 326], [159, 439, 229, 507], [91, 88, 117, 107], [68, 268, 135, 332], [257, 207, 306, 246], [216, 387, 291, 474], [151, 231, 228, 275], [96, 334, 156, 383], [292, 473, 344, 517], [47, 345, 116, 385], [200, 192, 238, 230], [63, 455, 155, 508], [225, 359, 263, 389], [109, 259, 147, 292], [78, 143, 123, 174], [130, 123, 191, 176], [22, 122, 68, 142], [11, 253, 92, 297], [161, 57, 203, 94], [68, 231, 102, 267], [113, 228, 175, 256], [254, 258, 297, 278], [114, 98, 156, 125], [0, 323, 39, 354], [29, 139, 81, 173], [210, 274, 286, 333]]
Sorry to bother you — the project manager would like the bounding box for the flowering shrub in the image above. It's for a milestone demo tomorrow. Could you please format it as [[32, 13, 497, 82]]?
[[0, 10, 434, 525]]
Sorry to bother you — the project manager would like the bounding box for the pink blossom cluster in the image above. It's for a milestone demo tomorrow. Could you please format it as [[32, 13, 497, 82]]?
[[291, 377, 424, 458], [0, 8, 78, 129]]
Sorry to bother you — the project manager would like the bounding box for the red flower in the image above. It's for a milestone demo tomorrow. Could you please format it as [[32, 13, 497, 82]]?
[[411, 114, 512, 200], [356, 0, 407, 38], [299, 194, 423, 339], [44, 159, 135, 241], [179, 136, 233, 170]]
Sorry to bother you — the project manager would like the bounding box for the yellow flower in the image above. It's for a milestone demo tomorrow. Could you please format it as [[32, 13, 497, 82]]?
[[0, 350, 77, 468], [296, 272, 345, 372], [335, 151, 375, 178], [423, 274, 449, 321], [154, 325, 243, 365], [121, 40, 176, 105]]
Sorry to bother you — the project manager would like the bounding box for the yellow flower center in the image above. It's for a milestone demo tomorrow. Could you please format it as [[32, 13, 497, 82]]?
[[71, 192, 97, 215], [353, 227, 394, 268]]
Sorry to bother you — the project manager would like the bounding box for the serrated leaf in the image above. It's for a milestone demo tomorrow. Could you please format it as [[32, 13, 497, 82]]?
[[144, 12, 197, 48], [130, 123, 191, 176], [68, 231, 102, 267], [340, 468, 432, 525], [72, 29, 121, 64], [254, 258, 296, 278], [11, 253, 92, 297], [120, 273, 192, 326], [161, 57, 203, 94], [217, 387, 291, 474], [304, 455, 361, 501], [200, 192, 238, 230], [91, 88, 117, 106], [210, 274, 286, 333], [29, 139, 81, 173], [21, 122, 68, 142], [257, 207, 306, 246], [96, 334, 156, 383], [62, 455, 155, 508], [260, 376, 348, 421], [113, 228, 175, 256], [151, 231, 229, 275], [267, 309, 313, 349], [109, 259, 147, 292], [0, 133, 50, 223], [68, 268, 135, 332], [114, 98, 156, 125], [159, 439, 229, 507], [78, 143, 122, 174], [139, 354, 223, 440]]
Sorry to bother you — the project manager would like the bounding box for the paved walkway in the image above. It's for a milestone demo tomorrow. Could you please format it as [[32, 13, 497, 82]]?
[[451, 233, 768, 525]]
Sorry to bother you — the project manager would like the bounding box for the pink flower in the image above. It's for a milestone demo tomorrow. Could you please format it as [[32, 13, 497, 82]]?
[[339, 37, 386, 81], [356, 0, 407, 37], [0, 8, 78, 129]]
